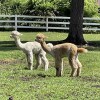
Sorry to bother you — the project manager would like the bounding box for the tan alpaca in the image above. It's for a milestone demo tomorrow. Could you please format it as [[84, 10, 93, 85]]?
[[35, 33, 88, 77]]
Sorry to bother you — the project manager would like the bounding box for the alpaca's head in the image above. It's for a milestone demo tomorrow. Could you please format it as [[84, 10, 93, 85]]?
[[35, 33, 47, 43], [10, 31, 23, 38]]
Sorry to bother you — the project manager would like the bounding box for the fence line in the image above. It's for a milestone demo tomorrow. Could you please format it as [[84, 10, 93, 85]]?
[[0, 15, 100, 31]]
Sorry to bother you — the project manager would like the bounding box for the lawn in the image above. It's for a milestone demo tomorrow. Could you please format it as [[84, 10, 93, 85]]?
[[0, 31, 100, 100]]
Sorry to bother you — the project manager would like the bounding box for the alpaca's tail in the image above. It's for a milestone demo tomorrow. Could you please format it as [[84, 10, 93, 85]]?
[[77, 48, 88, 53]]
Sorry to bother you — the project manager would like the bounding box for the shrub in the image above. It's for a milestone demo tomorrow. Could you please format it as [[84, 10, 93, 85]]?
[[0, 0, 99, 17], [84, 0, 99, 17]]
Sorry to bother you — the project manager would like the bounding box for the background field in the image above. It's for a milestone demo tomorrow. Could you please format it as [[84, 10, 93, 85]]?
[[0, 31, 100, 100]]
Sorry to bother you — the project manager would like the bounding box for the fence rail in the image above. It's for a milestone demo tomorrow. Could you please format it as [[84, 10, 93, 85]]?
[[0, 15, 100, 31]]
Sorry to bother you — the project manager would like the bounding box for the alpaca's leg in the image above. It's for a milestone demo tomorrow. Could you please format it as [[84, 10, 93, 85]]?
[[76, 58, 82, 76], [61, 59, 64, 72], [41, 54, 49, 71], [68, 54, 78, 77], [26, 52, 33, 70], [55, 58, 63, 77], [25, 53, 31, 69], [34, 54, 41, 69]]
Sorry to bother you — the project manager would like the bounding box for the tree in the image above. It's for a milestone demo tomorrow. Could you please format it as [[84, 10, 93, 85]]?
[[47, 0, 87, 45], [65, 0, 87, 45]]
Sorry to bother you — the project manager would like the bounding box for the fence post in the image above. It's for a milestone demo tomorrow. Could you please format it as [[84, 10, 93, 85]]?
[[46, 16, 48, 31], [15, 15, 17, 31]]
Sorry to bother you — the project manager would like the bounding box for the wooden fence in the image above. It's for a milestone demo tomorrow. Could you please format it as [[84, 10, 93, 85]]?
[[0, 15, 100, 32]]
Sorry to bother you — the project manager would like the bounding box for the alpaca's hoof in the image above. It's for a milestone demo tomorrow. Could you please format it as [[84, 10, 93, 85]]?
[[30, 68, 33, 70], [56, 74, 62, 77], [29, 67, 33, 70], [45, 68, 48, 71], [70, 75, 75, 77]]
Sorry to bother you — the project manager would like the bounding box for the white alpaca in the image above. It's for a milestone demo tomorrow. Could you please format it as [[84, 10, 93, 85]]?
[[35, 33, 88, 77], [10, 31, 49, 71]]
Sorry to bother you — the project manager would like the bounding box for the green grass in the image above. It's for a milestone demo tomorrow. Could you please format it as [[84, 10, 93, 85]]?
[[0, 31, 100, 100]]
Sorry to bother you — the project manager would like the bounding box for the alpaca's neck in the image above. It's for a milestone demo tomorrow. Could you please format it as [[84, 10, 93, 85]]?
[[14, 37, 24, 49], [41, 41, 53, 55]]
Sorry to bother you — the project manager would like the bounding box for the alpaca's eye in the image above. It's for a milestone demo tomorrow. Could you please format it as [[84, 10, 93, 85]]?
[[37, 37, 41, 39]]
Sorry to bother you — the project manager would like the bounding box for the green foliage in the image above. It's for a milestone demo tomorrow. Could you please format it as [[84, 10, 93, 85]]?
[[84, 0, 99, 17], [10, 1, 24, 15], [0, 0, 99, 17], [0, 0, 24, 15], [52, 0, 71, 16], [22, 0, 36, 15], [36, 1, 55, 16]]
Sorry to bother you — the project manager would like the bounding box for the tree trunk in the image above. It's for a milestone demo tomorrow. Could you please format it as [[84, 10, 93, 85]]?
[[65, 0, 87, 45], [46, 0, 87, 45]]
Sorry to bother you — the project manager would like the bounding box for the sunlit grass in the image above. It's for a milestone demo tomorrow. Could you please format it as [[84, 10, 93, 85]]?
[[0, 31, 100, 100]]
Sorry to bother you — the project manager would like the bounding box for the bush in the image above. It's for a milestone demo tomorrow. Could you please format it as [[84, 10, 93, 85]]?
[[0, 0, 99, 17], [52, 0, 70, 16], [84, 0, 99, 17], [0, 0, 24, 15]]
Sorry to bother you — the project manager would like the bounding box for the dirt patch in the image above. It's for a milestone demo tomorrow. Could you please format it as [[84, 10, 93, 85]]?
[[80, 76, 100, 82], [0, 59, 24, 65], [19, 73, 51, 82], [20, 76, 33, 81], [91, 85, 100, 88], [19, 75, 37, 81]]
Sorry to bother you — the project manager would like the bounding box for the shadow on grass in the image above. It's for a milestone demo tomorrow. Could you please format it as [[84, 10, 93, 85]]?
[[0, 40, 100, 51], [86, 41, 100, 51], [80, 76, 100, 83], [88, 41, 100, 47], [0, 41, 27, 51]]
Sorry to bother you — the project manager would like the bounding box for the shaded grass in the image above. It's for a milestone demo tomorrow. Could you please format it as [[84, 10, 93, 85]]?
[[0, 32, 100, 100]]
